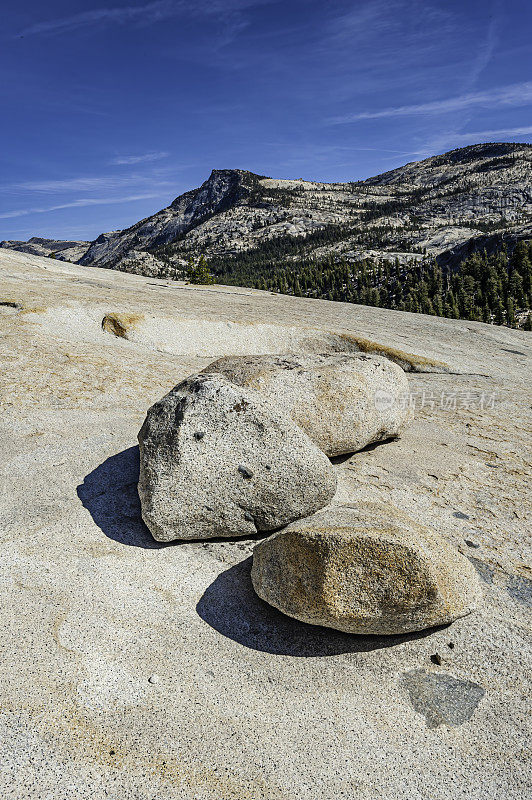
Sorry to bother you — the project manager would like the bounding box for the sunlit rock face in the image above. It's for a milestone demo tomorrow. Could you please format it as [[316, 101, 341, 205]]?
[[203, 352, 412, 456], [137, 372, 336, 541], [77, 144, 532, 272], [252, 504, 482, 635]]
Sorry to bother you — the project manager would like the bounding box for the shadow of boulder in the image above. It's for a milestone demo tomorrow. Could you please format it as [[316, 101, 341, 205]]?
[[77, 445, 166, 549], [80, 449, 450, 656], [197, 556, 442, 656]]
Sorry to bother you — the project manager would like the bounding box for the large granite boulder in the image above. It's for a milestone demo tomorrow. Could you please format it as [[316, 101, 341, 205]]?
[[251, 504, 482, 634], [138, 373, 337, 542], [203, 352, 411, 456]]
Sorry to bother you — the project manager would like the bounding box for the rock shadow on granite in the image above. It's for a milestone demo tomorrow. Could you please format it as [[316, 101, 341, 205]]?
[[197, 556, 444, 657], [329, 436, 398, 465], [77, 445, 166, 549]]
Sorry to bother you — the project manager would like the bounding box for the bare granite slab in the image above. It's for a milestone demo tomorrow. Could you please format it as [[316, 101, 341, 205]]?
[[0, 249, 530, 799]]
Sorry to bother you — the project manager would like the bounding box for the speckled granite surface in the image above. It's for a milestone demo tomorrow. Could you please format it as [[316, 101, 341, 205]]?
[[1, 249, 530, 799]]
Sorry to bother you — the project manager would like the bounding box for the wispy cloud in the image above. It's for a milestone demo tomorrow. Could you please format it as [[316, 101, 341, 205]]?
[[20, 1, 184, 36], [435, 1, 502, 165], [324, 0, 454, 52], [0, 166, 183, 229], [19, 0, 269, 38], [330, 81, 532, 123], [264, 142, 420, 175], [111, 151, 169, 165], [419, 126, 532, 157], [442, 125, 532, 143], [325, 1, 402, 47], [323, 1, 454, 67], [464, 1, 500, 92], [7, 176, 137, 193], [0, 193, 166, 220], [3, 172, 175, 195]]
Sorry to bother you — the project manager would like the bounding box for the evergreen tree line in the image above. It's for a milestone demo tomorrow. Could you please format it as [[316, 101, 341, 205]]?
[[208, 240, 531, 329], [153, 223, 354, 268]]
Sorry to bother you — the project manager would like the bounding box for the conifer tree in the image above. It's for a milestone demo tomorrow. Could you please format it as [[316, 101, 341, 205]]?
[[186, 254, 214, 284]]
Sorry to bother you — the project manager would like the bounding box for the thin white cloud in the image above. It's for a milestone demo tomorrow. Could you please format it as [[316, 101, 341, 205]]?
[[419, 126, 532, 158], [112, 151, 169, 165], [330, 82, 532, 124], [325, 0, 453, 49], [20, 2, 182, 36], [19, 0, 269, 37], [443, 126, 532, 143], [464, 1, 500, 92], [7, 176, 136, 193], [3, 172, 175, 195], [0, 193, 166, 220]]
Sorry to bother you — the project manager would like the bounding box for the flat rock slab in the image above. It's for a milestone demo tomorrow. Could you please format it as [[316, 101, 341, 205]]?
[[204, 352, 412, 456], [138, 373, 337, 541], [252, 503, 482, 634], [1, 250, 531, 800]]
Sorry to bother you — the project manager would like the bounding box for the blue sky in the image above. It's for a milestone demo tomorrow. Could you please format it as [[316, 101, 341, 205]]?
[[1, 0, 531, 241]]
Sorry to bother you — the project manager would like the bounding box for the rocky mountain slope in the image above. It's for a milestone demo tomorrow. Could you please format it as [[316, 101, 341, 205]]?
[[75, 142, 531, 273], [0, 236, 90, 263], [1, 248, 530, 799]]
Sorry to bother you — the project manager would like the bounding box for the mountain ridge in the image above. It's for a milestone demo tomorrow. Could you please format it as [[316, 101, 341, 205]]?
[[2, 142, 531, 273], [0, 236, 90, 263]]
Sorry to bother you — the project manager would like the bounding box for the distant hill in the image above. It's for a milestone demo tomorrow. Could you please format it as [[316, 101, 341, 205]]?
[[0, 237, 90, 263], [2, 143, 530, 326], [72, 142, 531, 275]]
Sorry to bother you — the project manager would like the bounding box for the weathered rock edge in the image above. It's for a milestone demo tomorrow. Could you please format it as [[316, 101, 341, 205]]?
[[204, 352, 412, 456], [251, 503, 482, 634], [138, 373, 337, 541]]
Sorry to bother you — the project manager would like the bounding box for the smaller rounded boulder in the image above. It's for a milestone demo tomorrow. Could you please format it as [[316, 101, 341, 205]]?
[[251, 504, 482, 635]]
